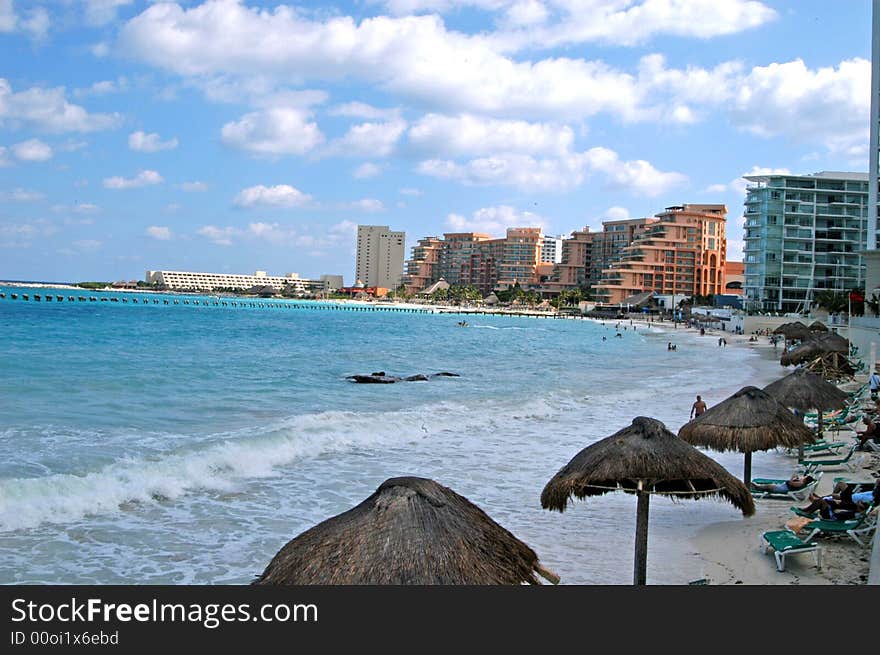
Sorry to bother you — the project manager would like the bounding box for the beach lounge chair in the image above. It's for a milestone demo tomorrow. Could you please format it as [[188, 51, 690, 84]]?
[[798, 444, 863, 473], [751, 472, 823, 501], [799, 506, 878, 547], [761, 530, 821, 572]]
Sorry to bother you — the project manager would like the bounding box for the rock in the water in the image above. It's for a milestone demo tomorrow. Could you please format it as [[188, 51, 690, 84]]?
[[431, 371, 460, 377], [346, 374, 401, 384], [370, 371, 386, 376], [404, 374, 430, 382]]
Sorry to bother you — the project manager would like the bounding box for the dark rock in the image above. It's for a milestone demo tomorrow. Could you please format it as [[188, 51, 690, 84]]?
[[431, 372, 460, 377], [370, 371, 386, 376], [347, 375, 401, 384], [404, 374, 430, 382]]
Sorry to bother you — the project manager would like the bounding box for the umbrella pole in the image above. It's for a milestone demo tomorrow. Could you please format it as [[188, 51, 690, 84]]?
[[634, 486, 650, 586], [743, 452, 752, 487]]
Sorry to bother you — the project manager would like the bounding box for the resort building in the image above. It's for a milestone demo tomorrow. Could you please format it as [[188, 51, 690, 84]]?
[[404, 236, 443, 295], [404, 228, 544, 295], [356, 225, 406, 290], [144, 270, 327, 294], [320, 274, 344, 292], [541, 235, 565, 264], [549, 228, 596, 290], [592, 204, 728, 306], [742, 171, 869, 314], [724, 261, 744, 296]]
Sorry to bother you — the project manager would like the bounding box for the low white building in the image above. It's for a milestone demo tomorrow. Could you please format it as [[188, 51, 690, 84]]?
[[145, 270, 326, 294]]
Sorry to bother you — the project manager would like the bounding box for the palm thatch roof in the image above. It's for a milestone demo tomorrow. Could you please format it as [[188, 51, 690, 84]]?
[[255, 477, 557, 585], [540, 417, 754, 514], [780, 332, 849, 366], [773, 321, 812, 340], [763, 368, 848, 412], [809, 321, 829, 332], [678, 386, 815, 453]]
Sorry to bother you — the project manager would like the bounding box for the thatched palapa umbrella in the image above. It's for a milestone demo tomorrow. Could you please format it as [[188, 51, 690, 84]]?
[[254, 476, 559, 585], [780, 332, 850, 367], [541, 417, 754, 586], [774, 321, 812, 341], [678, 386, 815, 485], [809, 321, 829, 332], [763, 368, 848, 447]]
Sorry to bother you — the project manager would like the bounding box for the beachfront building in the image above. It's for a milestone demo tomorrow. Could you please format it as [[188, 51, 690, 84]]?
[[403, 236, 443, 295], [356, 225, 406, 290], [724, 261, 744, 296], [404, 228, 544, 295], [742, 171, 869, 314], [549, 228, 596, 290], [592, 204, 728, 306], [145, 270, 327, 294], [586, 218, 656, 286], [541, 234, 565, 264], [320, 274, 344, 292]]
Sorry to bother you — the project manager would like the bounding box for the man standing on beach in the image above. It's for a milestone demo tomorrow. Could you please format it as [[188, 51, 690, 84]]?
[[870, 368, 880, 400], [690, 395, 707, 420]]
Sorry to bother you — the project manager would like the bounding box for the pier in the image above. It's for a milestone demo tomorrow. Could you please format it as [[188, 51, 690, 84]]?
[[0, 290, 434, 315]]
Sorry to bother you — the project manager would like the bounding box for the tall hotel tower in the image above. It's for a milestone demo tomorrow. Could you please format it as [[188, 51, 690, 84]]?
[[355, 225, 406, 289]]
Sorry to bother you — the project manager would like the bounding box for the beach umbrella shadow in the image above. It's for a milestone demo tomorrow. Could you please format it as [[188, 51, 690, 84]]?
[[254, 476, 559, 585], [678, 386, 816, 485], [541, 416, 754, 586]]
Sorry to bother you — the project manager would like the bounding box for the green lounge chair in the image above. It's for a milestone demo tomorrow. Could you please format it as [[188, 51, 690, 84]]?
[[761, 530, 821, 572], [751, 472, 823, 501], [800, 506, 878, 547], [790, 440, 850, 457], [798, 444, 863, 473]]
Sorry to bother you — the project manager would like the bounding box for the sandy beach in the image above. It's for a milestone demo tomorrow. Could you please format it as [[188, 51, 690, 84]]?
[[631, 316, 879, 585]]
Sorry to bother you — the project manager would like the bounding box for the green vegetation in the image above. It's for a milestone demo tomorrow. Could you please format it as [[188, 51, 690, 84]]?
[[75, 281, 110, 289]]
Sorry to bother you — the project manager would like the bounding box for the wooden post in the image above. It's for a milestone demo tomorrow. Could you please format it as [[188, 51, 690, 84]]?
[[743, 451, 752, 487], [633, 485, 650, 586]]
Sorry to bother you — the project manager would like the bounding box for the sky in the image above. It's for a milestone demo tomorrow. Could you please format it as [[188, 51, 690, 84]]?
[[0, 0, 873, 285]]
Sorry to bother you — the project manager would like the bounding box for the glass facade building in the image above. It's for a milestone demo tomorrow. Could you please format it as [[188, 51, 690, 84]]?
[[742, 172, 870, 314]]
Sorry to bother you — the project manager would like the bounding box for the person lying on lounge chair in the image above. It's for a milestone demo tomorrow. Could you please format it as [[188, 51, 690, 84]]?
[[751, 474, 816, 494], [796, 481, 875, 520], [856, 418, 880, 450]]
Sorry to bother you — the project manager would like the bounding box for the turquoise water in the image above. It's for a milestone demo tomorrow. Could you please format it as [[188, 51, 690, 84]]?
[[0, 285, 786, 584]]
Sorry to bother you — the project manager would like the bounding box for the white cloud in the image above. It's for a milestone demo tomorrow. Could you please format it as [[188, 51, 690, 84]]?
[[604, 206, 632, 221], [0, 188, 44, 202], [103, 169, 164, 189], [407, 114, 573, 157], [445, 205, 546, 237], [325, 119, 407, 157], [399, 187, 422, 196], [340, 198, 386, 212], [11, 138, 53, 162], [197, 225, 237, 246], [729, 58, 869, 158], [74, 78, 128, 97], [0, 145, 8, 167], [221, 108, 324, 156], [706, 165, 792, 195], [146, 225, 172, 240], [179, 181, 209, 192], [129, 130, 179, 152], [419, 146, 686, 194], [0, 1, 49, 41], [117, 1, 776, 125], [354, 162, 382, 179], [71, 239, 102, 252], [0, 78, 122, 133], [328, 102, 401, 120], [233, 184, 312, 208], [83, 0, 134, 27]]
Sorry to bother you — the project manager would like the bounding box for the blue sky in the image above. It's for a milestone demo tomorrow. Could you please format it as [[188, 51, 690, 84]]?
[[0, 0, 872, 284]]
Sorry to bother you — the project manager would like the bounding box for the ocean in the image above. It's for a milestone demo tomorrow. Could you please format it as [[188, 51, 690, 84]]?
[[0, 285, 789, 584]]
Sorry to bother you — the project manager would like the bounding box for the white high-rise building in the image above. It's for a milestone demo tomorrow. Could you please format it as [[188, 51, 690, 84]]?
[[541, 235, 565, 264], [355, 225, 406, 289]]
